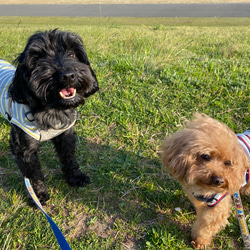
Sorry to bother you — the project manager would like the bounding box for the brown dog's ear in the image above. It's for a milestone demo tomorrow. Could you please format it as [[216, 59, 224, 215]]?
[[161, 130, 193, 183]]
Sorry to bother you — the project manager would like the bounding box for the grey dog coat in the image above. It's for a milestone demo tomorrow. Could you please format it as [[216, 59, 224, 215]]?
[[0, 59, 77, 141]]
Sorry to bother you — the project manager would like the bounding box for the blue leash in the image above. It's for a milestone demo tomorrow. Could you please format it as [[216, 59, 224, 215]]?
[[24, 177, 72, 250]]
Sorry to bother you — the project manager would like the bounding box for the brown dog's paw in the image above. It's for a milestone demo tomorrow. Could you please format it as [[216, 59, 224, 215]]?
[[191, 236, 212, 249], [191, 240, 204, 249], [66, 169, 91, 187]]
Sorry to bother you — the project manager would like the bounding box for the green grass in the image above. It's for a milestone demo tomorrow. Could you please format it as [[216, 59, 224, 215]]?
[[0, 17, 250, 249]]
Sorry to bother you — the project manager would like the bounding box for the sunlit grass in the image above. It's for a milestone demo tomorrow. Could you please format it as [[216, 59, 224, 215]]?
[[0, 17, 250, 249]]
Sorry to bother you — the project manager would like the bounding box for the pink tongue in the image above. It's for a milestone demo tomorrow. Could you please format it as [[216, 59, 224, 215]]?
[[61, 87, 74, 96]]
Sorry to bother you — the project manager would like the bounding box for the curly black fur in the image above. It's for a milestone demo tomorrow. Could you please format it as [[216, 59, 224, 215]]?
[[8, 29, 99, 205]]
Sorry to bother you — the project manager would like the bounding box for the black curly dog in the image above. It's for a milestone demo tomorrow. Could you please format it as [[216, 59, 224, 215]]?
[[6, 29, 99, 204]]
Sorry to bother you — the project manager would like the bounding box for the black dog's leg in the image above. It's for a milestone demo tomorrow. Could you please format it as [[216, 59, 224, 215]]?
[[52, 127, 90, 186], [10, 125, 49, 204]]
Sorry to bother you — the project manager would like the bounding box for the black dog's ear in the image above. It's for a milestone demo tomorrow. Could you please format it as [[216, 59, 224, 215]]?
[[9, 59, 32, 105], [89, 65, 98, 85], [73, 34, 98, 86]]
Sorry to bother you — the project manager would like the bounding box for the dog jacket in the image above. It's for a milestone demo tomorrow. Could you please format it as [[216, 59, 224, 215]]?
[[238, 130, 250, 164], [0, 59, 77, 141], [238, 130, 250, 186]]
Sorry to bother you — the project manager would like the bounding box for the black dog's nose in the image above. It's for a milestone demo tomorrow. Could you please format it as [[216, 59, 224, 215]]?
[[60, 71, 75, 84], [212, 176, 225, 186]]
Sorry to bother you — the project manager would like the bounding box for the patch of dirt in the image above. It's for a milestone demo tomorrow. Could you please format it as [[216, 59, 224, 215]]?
[[67, 212, 141, 249], [69, 213, 114, 239], [122, 235, 142, 250]]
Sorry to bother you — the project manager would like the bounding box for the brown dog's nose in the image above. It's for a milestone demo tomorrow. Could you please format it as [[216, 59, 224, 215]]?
[[212, 176, 225, 186]]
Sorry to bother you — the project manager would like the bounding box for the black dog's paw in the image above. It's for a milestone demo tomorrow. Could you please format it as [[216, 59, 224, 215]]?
[[28, 192, 50, 207], [28, 179, 50, 206], [66, 169, 91, 187]]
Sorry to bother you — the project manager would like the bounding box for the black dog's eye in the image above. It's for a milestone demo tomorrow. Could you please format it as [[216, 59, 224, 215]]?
[[68, 52, 76, 59], [224, 160, 232, 166], [200, 154, 211, 161]]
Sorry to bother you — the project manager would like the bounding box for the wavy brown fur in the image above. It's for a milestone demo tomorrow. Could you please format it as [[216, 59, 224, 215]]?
[[161, 114, 250, 248]]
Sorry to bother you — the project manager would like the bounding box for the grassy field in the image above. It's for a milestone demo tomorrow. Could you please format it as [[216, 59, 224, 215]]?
[[0, 17, 250, 249]]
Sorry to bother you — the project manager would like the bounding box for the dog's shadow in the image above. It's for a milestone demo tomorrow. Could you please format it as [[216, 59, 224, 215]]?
[[0, 121, 194, 248]]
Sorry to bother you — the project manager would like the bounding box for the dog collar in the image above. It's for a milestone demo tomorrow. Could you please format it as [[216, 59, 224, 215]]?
[[193, 192, 228, 207], [194, 169, 250, 207], [205, 193, 228, 207]]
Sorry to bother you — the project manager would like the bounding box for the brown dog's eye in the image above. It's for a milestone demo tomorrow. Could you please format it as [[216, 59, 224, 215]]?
[[200, 154, 211, 161], [224, 160, 232, 166]]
